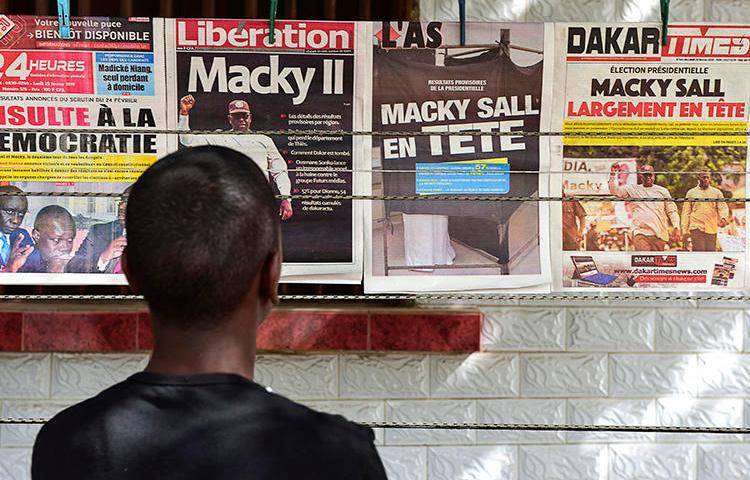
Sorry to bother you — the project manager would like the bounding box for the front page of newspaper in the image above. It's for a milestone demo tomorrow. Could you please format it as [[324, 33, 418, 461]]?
[[166, 19, 362, 283], [364, 21, 552, 292], [0, 15, 166, 284], [552, 24, 749, 291]]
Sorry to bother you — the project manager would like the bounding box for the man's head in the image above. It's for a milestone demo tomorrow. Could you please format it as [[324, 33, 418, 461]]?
[[124, 145, 281, 329], [0, 185, 27, 235], [117, 185, 132, 228], [32, 205, 76, 262], [639, 165, 655, 187], [698, 172, 711, 189], [227, 100, 251, 132]]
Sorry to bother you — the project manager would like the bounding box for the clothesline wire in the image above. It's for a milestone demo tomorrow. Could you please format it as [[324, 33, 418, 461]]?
[[0, 294, 747, 302], [294, 169, 747, 175], [0, 167, 743, 175], [0, 417, 747, 433], [0, 191, 743, 203], [4, 127, 750, 137]]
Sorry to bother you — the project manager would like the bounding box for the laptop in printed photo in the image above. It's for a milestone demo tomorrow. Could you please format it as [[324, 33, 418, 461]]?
[[570, 256, 618, 286]]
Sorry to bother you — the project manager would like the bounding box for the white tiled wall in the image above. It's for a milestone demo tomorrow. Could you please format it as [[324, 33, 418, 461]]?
[[2, 306, 750, 479], [420, 0, 738, 22]]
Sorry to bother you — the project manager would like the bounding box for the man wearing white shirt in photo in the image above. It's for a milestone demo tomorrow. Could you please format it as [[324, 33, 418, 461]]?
[[178, 95, 293, 220], [608, 163, 680, 251]]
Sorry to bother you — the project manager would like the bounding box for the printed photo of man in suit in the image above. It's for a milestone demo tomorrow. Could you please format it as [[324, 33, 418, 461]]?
[[0, 185, 34, 270], [66, 186, 130, 274], [9, 205, 76, 273]]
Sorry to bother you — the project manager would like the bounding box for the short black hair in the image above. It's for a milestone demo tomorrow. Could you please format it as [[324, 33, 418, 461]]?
[[126, 145, 279, 328], [34, 205, 75, 230], [0, 185, 24, 194], [0, 185, 27, 207]]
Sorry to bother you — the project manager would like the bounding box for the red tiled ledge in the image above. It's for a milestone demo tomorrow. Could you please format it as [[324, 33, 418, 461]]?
[[0, 309, 481, 353]]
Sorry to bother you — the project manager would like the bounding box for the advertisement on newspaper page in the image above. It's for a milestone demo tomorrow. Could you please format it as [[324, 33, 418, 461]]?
[[552, 24, 749, 290], [166, 19, 362, 283], [0, 16, 166, 284], [363, 21, 552, 292]]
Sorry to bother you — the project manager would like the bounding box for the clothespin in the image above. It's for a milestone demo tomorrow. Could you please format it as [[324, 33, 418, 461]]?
[[458, 0, 466, 46], [269, 0, 279, 44], [57, 0, 71, 39], [660, 0, 670, 45]]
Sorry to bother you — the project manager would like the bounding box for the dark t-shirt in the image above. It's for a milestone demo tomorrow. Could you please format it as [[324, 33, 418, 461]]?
[[32, 372, 387, 480]]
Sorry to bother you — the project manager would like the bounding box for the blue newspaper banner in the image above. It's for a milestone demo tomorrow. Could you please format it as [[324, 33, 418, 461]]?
[[415, 160, 510, 194], [95, 52, 155, 96]]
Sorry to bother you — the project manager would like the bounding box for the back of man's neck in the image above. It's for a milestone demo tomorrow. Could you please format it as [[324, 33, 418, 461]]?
[[146, 322, 257, 380]]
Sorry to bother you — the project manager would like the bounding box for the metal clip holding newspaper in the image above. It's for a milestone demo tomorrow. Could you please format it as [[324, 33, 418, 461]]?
[[458, 0, 466, 46], [268, 0, 278, 43], [56, 0, 71, 39], [661, 0, 670, 45]]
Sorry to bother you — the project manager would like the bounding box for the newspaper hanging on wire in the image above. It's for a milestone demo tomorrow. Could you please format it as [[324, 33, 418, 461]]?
[[166, 19, 363, 283], [0, 16, 166, 284], [551, 24, 749, 291], [363, 22, 552, 292]]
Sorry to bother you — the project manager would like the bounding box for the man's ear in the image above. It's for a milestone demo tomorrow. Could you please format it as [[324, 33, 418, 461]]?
[[31, 228, 40, 244], [121, 248, 140, 294], [259, 247, 282, 306]]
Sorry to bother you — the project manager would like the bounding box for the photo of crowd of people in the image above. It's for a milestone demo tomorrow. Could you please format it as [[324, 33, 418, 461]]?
[[0, 184, 130, 274], [563, 146, 746, 253]]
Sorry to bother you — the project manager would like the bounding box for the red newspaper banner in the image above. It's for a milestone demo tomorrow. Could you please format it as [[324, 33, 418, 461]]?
[[662, 26, 750, 59], [175, 19, 355, 51]]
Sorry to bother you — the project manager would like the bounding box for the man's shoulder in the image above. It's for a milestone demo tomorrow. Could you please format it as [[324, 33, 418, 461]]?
[[89, 220, 120, 235], [10, 228, 32, 244], [651, 184, 672, 197], [41, 379, 372, 440], [686, 185, 721, 197], [35, 380, 130, 447], [34, 378, 383, 478], [41, 379, 370, 439], [44, 379, 129, 422], [246, 134, 276, 146], [253, 390, 379, 470], [261, 388, 374, 440], [18, 249, 43, 273]]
